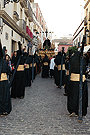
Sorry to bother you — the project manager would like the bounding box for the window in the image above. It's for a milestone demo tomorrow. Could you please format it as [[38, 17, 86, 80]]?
[[5, 32, 8, 40], [21, 36, 22, 42], [25, 17, 27, 25], [11, 30, 13, 37]]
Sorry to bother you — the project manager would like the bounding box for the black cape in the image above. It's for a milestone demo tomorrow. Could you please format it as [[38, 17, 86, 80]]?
[[11, 54, 27, 98], [67, 51, 88, 116], [42, 55, 50, 78], [0, 59, 12, 114], [25, 55, 32, 87], [54, 52, 66, 87]]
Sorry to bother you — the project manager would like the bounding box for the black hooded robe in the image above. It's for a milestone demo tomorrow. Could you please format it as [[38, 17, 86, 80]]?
[[0, 59, 12, 115], [65, 60, 70, 94], [54, 52, 61, 87], [30, 55, 37, 81], [11, 54, 26, 99], [67, 51, 88, 116], [42, 55, 50, 78], [25, 55, 32, 87]]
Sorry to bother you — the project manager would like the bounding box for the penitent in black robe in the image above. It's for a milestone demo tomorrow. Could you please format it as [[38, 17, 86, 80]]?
[[65, 60, 70, 94], [54, 52, 66, 87], [11, 54, 26, 99], [25, 55, 32, 87], [42, 55, 50, 78], [67, 51, 88, 116], [0, 59, 12, 114], [34, 53, 40, 75], [39, 56, 42, 73], [54, 52, 61, 86], [11, 55, 17, 68]]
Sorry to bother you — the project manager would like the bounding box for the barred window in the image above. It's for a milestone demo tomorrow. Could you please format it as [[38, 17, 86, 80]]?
[[5, 32, 8, 40], [11, 30, 13, 37]]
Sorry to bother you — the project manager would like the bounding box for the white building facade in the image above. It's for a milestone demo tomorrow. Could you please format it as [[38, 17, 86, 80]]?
[[73, 20, 84, 49], [0, 0, 47, 56]]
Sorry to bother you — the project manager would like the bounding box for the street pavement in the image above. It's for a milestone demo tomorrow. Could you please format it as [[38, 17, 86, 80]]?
[[0, 74, 90, 135]]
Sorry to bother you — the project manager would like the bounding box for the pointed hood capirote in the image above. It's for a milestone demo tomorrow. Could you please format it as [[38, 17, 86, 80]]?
[[17, 41, 22, 57]]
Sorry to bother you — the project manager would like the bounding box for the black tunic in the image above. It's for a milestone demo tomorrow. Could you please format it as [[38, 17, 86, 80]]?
[[11, 54, 26, 98], [67, 51, 88, 116], [25, 55, 32, 87], [39, 56, 42, 73], [65, 60, 70, 94], [42, 55, 50, 78], [34, 53, 40, 74], [11, 55, 18, 68], [0, 59, 12, 114], [30, 55, 37, 81], [54, 52, 66, 87]]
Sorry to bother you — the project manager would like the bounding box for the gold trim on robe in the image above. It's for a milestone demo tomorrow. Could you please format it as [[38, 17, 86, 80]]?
[[43, 62, 48, 65], [58, 65, 61, 70], [66, 70, 69, 75], [25, 64, 29, 69], [58, 64, 65, 71], [30, 63, 36, 67], [70, 73, 86, 82], [17, 65, 24, 71], [0, 73, 8, 81]]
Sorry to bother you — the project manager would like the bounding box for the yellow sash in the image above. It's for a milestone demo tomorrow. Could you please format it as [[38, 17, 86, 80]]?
[[30, 63, 36, 67], [25, 64, 29, 69], [17, 65, 24, 71], [70, 73, 86, 82], [43, 62, 48, 65], [58, 64, 65, 71], [0, 73, 8, 81], [66, 70, 69, 75]]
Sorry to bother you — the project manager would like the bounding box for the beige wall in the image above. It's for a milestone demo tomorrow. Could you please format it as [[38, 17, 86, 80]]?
[[0, 0, 48, 56], [84, 0, 90, 45]]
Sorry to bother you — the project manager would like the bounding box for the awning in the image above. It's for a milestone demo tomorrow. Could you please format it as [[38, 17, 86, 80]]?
[[83, 45, 90, 53]]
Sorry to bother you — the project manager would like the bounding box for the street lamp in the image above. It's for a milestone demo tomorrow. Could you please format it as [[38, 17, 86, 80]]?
[[86, 29, 89, 45]]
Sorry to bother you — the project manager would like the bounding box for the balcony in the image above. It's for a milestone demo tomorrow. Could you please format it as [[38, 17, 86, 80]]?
[[30, 0, 34, 2], [19, 19, 26, 33], [20, 0, 27, 8], [28, 15, 33, 22], [13, 11, 19, 22], [24, 8, 29, 17], [24, 1, 33, 21], [33, 24, 38, 31], [26, 26, 33, 39], [84, 16, 87, 26]]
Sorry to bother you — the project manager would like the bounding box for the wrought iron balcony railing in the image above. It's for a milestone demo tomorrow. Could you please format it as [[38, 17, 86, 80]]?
[[30, 0, 34, 2], [13, 11, 19, 22], [20, 0, 27, 8]]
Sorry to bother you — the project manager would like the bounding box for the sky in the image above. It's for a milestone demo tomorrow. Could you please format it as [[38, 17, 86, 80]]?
[[34, 0, 85, 38]]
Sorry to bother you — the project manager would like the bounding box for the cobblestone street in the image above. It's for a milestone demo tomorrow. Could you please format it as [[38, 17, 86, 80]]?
[[0, 74, 90, 135]]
